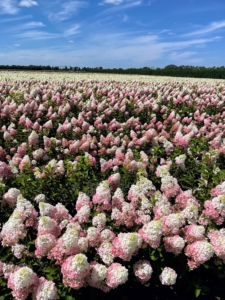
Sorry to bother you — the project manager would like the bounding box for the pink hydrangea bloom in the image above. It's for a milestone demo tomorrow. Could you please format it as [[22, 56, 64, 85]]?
[[153, 203, 172, 220], [175, 190, 200, 210], [181, 203, 199, 224], [28, 130, 39, 147], [202, 200, 224, 225], [35, 234, 57, 258], [32, 149, 45, 160], [92, 213, 106, 229], [92, 180, 111, 211], [161, 175, 181, 199], [208, 230, 225, 262], [49, 223, 79, 263], [112, 233, 143, 261], [133, 260, 153, 284], [106, 263, 128, 289], [0, 161, 12, 179], [161, 213, 183, 236], [210, 181, 225, 196], [7, 266, 39, 300], [38, 216, 60, 237], [2, 188, 20, 206], [54, 203, 71, 222], [19, 155, 31, 172], [0, 211, 27, 246], [183, 225, 205, 243], [163, 235, 185, 255], [138, 220, 162, 248], [135, 211, 151, 225], [43, 120, 53, 129], [61, 254, 90, 289], [87, 227, 101, 247], [112, 188, 125, 210], [108, 173, 121, 191], [159, 267, 177, 285], [97, 242, 115, 265], [185, 240, 214, 269], [127, 176, 156, 207], [74, 205, 91, 223], [16, 195, 38, 228], [121, 202, 137, 228], [33, 277, 57, 300], [11, 244, 26, 259], [100, 229, 116, 243], [88, 262, 108, 290], [2, 263, 20, 279], [75, 192, 92, 211]]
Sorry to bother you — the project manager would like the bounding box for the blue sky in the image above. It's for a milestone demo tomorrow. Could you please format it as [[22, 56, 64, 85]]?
[[0, 0, 225, 68]]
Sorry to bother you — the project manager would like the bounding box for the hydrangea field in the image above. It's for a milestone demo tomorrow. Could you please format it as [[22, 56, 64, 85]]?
[[0, 71, 225, 299]]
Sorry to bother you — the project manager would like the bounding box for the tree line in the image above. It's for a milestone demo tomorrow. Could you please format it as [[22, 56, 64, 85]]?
[[0, 64, 225, 79]]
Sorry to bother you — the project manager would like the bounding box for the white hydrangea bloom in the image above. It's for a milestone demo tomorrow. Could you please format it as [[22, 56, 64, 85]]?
[[71, 254, 89, 272], [181, 204, 199, 224], [76, 205, 91, 223], [92, 213, 107, 228], [11, 244, 25, 259], [156, 165, 170, 177], [38, 216, 55, 231], [39, 202, 55, 216], [159, 267, 177, 285], [212, 194, 225, 213], [62, 224, 79, 249], [35, 194, 46, 203], [13, 267, 35, 290], [34, 279, 57, 300], [90, 263, 107, 283], [47, 159, 57, 168]]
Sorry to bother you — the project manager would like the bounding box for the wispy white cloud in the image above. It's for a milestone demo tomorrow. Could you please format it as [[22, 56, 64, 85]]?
[[14, 30, 61, 40], [169, 51, 203, 64], [14, 44, 20, 46], [168, 32, 175, 35], [160, 30, 176, 36], [19, 0, 38, 7], [160, 29, 171, 33], [80, 32, 221, 66], [183, 20, 225, 37], [3, 21, 45, 33], [123, 34, 159, 45], [170, 51, 196, 59], [0, 14, 32, 22], [97, 1, 142, 15], [101, 0, 124, 5], [19, 21, 45, 29], [64, 24, 80, 36], [0, 0, 19, 15], [123, 13, 128, 22], [0, 33, 221, 67], [49, 1, 88, 21], [170, 4, 225, 16], [148, 0, 155, 5]]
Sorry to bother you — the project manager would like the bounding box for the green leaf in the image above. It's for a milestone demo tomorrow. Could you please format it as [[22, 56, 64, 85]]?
[[150, 255, 157, 261], [195, 288, 201, 298], [45, 274, 54, 281]]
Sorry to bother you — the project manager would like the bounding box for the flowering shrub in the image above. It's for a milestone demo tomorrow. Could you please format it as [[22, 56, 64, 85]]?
[[0, 73, 225, 299]]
